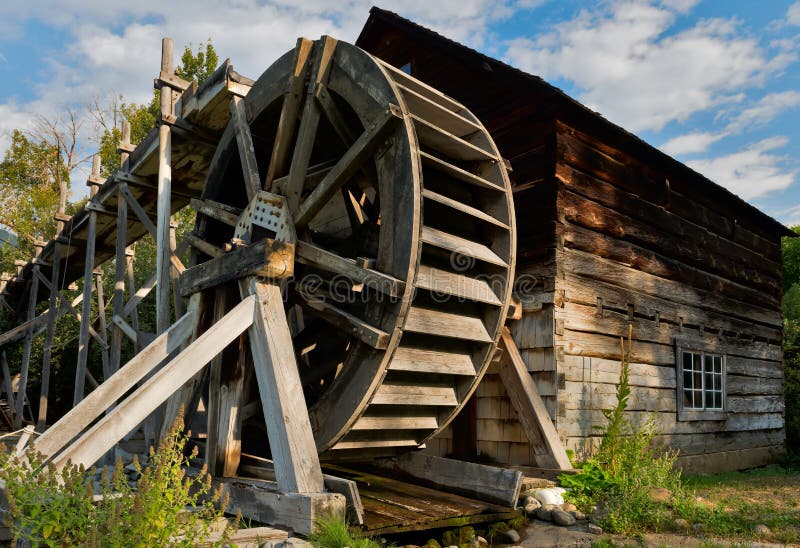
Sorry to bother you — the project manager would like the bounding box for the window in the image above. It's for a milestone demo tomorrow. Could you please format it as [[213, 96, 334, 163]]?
[[675, 340, 727, 421]]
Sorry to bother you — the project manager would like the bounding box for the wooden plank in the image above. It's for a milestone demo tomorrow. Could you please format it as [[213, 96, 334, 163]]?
[[215, 477, 344, 536], [388, 344, 475, 376], [421, 226, 507, 267], [411, 114, 494, 161], [230, 95, 261, 200], [184, 232, 224, 258], [156, 121, 172, 335], [111, 315, 138, 343], [498, 328, 571, 469], [245, 279, 325, 494], [295, 241, 404, 298], [295, 104, 403, 228], [415, 264, 502, 306], [374, 452, 523, 507], [396, 83, 480, 137], [49, 296, 255, 470], [404, 306, 492, 342], [422, 188, 508, 229], [74, 171, 99, 406], [419, 151, 503, 191], [109, 185, 128, 377], [352, 415, 439, 430], [33, 307, 198, 460], [371, 381, 458, 406]]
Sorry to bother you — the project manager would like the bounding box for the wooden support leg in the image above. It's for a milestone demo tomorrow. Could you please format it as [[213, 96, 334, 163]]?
[[110, 187, 128, 375], [1, 351, 16, 415], [94, 272, 110, 379], [15, 268, 40, 427], [156, 38, 175, 336], [498, 328, 572, 470], [37, 241, 61, 429], [243, 278, 324, 494]]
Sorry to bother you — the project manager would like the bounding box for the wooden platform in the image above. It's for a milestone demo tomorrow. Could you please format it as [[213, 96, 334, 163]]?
[[323, 464, 520, 535]]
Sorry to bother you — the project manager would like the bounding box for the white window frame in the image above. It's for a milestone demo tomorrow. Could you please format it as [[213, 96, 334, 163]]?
[[675, 338, 727, 421]]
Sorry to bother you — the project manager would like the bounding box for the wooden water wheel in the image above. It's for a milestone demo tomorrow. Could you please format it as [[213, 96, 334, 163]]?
[[192, 36, 516, 460]]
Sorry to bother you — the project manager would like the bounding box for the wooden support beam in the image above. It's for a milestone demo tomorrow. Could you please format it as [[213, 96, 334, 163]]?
[[33, 306, 199, 461], [374, 452, 523, 508], [74, 156, 101, 406], [265, 37, 314, 189], [118, 183, 157, 238], [299, 295, 390, 350], [244, 279, 325, 494], [184, 232, 223, 258], [110, 185, 128, 375], [295, 241, 404, 298], [498, 328, 572, 469], [15, 267, 39, 427], [47, 296, 255, 470], [295, 105, 403, 228], [94, 272, 110, 379], [230, 96, 261, 200], [178, 239, 294, 297], [189, 198, 240, 227], [1, 351, 16, 415], [284, 36, 338, 213], [112, 315, 138, 343], [37, 237, 62, 429], [156, 37, 174, 335], [205, 287, 230, 476]]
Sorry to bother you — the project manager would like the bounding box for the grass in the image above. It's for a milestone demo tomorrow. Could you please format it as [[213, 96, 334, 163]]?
[[678, 463, 800, 544], [308, 515, 380, 548]]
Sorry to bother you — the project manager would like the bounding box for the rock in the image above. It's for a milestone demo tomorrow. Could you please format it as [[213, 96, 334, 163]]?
[[501, 529, 521, 544], [587, 523, 603, 535], [754, 524, 771, 536], [561, 502, 577, 512], [445, 546, 459, 548], [648, 487, 672, 504], [533, 487, 566, 506], [535, 506, 554, 521], [469, 536, 488, 548], [524, 503, 540, 518], [570, 510, 586, 521], [523, 495, 541, 509], [673, 518, 690, 532], [692, 523, 706, 535], [424, 540, 441, 548], [552, 510, 577, 527]]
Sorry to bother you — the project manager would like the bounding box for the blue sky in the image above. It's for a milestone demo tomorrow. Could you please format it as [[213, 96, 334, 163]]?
[[0, 1, 798, 224]]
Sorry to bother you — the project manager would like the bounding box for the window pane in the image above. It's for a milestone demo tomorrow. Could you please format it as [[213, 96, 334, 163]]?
[[704, 354, 713, 374], [714, 356, 722, 373], [694, 370, 703, 390], [683, 351, 693, 372], [713, 392, 722, 409], [684, 389, 693, 407], [684, 370, 693, 390], [705, 372, 715, 393]]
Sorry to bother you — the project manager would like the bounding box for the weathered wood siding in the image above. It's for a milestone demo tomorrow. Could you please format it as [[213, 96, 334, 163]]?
[[553, 122, 785, 473]]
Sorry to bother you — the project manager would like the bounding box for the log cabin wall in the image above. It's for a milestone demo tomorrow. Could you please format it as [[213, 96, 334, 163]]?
[[553, 121, 786, 474]]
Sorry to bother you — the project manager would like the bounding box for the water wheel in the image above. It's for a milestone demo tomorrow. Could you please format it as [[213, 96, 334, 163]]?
[[194, 36, 516, 460]]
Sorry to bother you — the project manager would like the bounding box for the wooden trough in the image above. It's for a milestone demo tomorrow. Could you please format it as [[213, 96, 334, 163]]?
[[0, 35, 572, 535]]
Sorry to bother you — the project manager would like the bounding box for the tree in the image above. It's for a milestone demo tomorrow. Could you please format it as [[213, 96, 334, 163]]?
[[782, 226, 800, 455], [177, 40, 219, 83]]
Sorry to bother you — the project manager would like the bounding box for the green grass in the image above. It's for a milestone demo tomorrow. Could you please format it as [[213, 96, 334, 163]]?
[[676, 464, 800, 544], [308, 515, 380, 548]]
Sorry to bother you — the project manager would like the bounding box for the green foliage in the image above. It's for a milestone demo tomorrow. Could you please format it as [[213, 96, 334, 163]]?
[[558, 327, 685, 535], [0, 413, 230, 546], [308, 514, 379, 548], [783, 226, 800, 455], [177, 40, 220, 83], [0, 130, 66, 272]]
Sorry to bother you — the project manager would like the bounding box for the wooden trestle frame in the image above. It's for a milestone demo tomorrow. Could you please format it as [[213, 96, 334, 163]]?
[[0, 36, 570, 533]]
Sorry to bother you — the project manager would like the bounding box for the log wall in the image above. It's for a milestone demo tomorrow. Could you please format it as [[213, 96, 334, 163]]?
[[553, 122, 785, 473]]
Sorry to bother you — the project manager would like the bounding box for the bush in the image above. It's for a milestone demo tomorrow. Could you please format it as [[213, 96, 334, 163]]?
[[0, 413, 230, 546], [558, 327, 685, 534]]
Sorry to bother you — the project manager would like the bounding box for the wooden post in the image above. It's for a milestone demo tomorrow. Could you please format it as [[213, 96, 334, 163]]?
[[110, 122, 131, 375], [1, 351, 16, 414], [94, 270, 110, 379], [156, 38, 174, 335], [74, 156, 101, 406], [15, 264, 40, 427], [125, 247, 141, 353], [244, 279, 324, 494]]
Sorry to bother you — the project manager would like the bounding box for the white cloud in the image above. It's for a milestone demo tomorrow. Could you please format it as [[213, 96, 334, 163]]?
[[660, 131, 727, 155], [504, 1, 791, 132], [687, 136, 796, 200], [726, 90, 800, 132], [788, 1, 800, 25]]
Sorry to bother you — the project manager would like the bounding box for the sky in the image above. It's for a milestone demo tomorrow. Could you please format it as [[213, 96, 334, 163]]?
[[0, 0, 798, 224]]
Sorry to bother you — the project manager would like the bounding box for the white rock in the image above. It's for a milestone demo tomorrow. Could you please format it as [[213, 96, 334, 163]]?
[[532, 487, 565, 506]]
